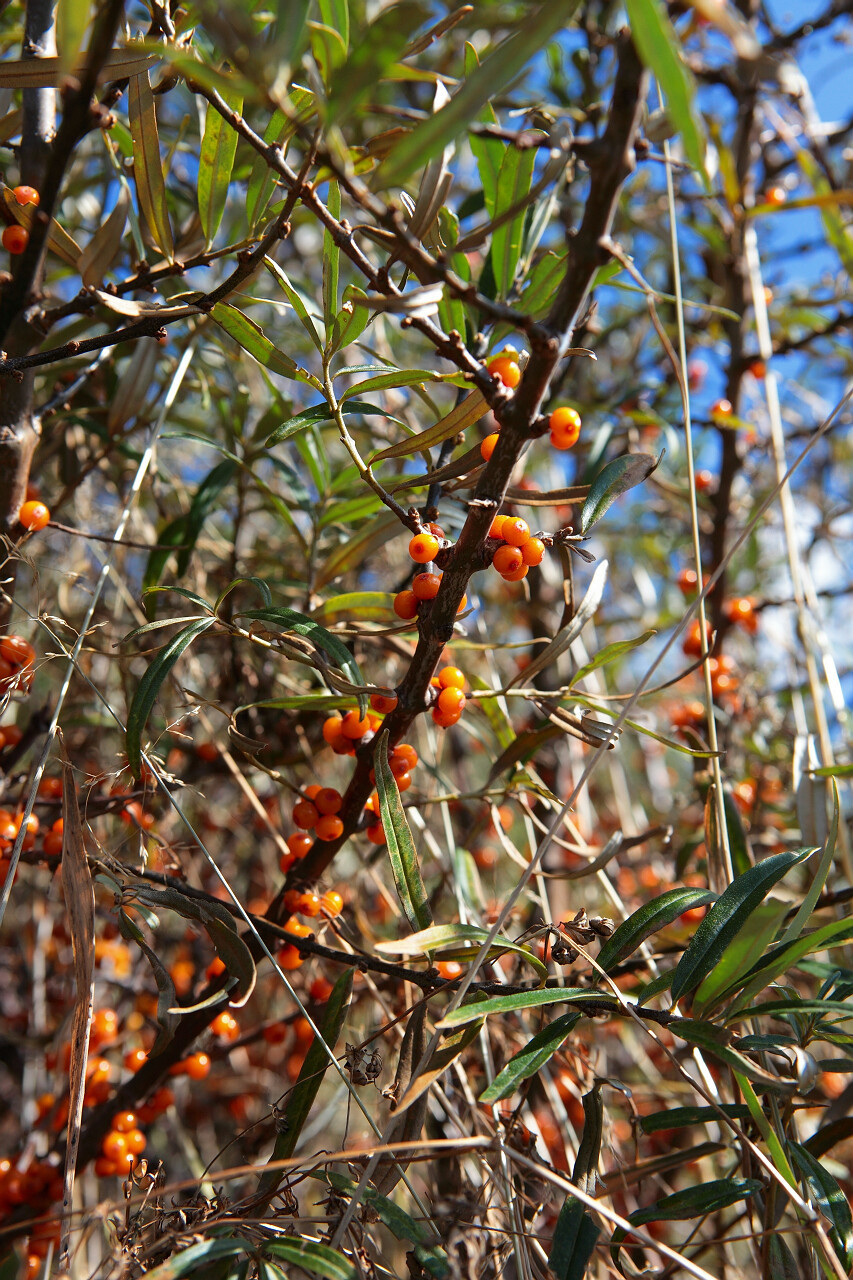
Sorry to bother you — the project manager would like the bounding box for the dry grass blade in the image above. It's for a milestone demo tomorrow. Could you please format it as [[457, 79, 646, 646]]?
[[128, 70, 174, 260], [58, 739, 95, 1269]]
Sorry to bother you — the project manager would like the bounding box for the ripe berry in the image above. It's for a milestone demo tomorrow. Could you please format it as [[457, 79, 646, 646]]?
[[395, 771, 412, 792], [287, 832, 313, 857], [502, 518, 530, 547], [112, 1111, 137, 1133], [293, 800, 320, 829], [436, 960, 463, 980], [488, 355, 521, 388], [671, 701, 706, 728], [437, 687, 466, 716], [322, 715, 343, 745], [284, 915, 311, 937], [321, 890, 343, 916], [725, 596, 758, 633], [683, 619, 712, 657], [501, 561, 529, 582], [278, 944, 304, 970], [710, 399, 732, 420], [489, 515, 507, 539], [101, 1132, 128, 1163], [764, 186, 786, 206], [315, 787, 342, 815], [0, 635, 35, 670], [694, 470, 713, 492], [298, 891, 322, 917], [521, 537, 545, 566], [392, 743, 418, 770], [408, 532, 440, 563], [310, 976, 334, 1001], [366, 822, 386, 844], [18, 500, 50, 531], [748, 359, 766, 379], [432, 705, 462, 728], [493, 544, 523, 576], [370, 691, 398, 714], [412, 572, 441, 601], [438, 667, 465, 690], [341, 709, 370, 739], [13, 185, 39, 206], [676, 568, 698, 594], [123, 1048, 148, 1072], [315, 814, 344, 841], [2, 225, 28, 254], [480, 432, 499, 461], [211, 1011, 240, 1041], [549, 406, 581, 449], [393, 590, 418, 620], [184, 1052, 211, 1080]]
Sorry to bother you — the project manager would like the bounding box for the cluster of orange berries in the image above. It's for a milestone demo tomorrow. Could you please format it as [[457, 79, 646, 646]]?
[[292, 783, 346, 842], [488, 514, 545, 582], [1, 185, 39, 255], [320, 706, 376, 754], [429, 665, 467, 728], [0, 1155, 63, 1272], [480, 405, 582, 463], [362, 741, 420, 840], [95, 1109, 147, 1178], [394, 573, 467, 622]]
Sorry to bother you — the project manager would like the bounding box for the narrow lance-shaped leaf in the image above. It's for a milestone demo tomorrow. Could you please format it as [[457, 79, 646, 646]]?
[[263, 1239, 357, 1280], [480, 1011, 581, 1102], [596, 886, 715, 972], [374, 730, 433, 931], [491, 144, 537, 299], [323, 180, 341, 330], [506, 559, 608, 689], [118, 909, 179, 1054], [377, 922, 547, 980], [791, 1142, 853, 1271], [141, 1240, 256, 1280], [580, 453, 659, 533], [439, 987, 615, 1028], [326, 2, 424, 125], [127, 71, 173, 260], [79, 186, 130, 287], [211, 302, 321, 388], [549, 1086, 603, 1280], [198, 76, 243, 245], [671, 847, 813, 1002], [126, 616, 217, 777], [240, 605, 367, 715], [372, 390, 487, 463]]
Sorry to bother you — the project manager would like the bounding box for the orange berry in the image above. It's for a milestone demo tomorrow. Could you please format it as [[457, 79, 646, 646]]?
[[393, 590, 418, 620], [432, 706, 462, 728], [520, 537, 545, 566], [748, 359, 766, 379], [502, 518, 530, 547], [310, 976, 334, 1001], [412, 572, 441, 601], [364, 791, 380, 815], [0, 635, 35, 669], [284, 915, 311, 938], [94, 1157, 119, 1178], [438, 667, 465, 690], [370, 692, 398, 714], [124, 1048, 148, 1072], [549, 406, 581, 448], [195, 740, 218, 762], [211, 1011, 240, 1041], [321, 890, 343, 916], [263, 1021, 288, 1044], [287, 832, 313, 857], [683, 619, 712, 658], [13, 186, 39, 206], [292, 799, 319, 829], [322, 715, 344, 745], [480, 432, 499, 461], [501, 561, 529, 582], [341, 709, 370, 739], [112, 1111, 137, 1133], [206, 956, 227, 979], [408, 532, 440, 563], [710, 398, 732, 420], [304, 783, 322, 800], [101, 1131, 128, 1163], [493, 544, 523, 576], [457, 594, 468, 614], [366, 822, 386, 844], [184, 1052, 211, 1080], [764, 186, 786, 206], [671, 701, 706, 728], [125, 1129, 146, 1156], [437, 686, 466, 716], [278, 944, 303, 970], [19, 500, 50, 531], [395, 771, 412, 791], [392, 743, 418, 769], [676, 568, 698, 594], [149, 1086, 174, 1113], [315, 787, 342, 815], [2, 224, 28, 254], [489, 515, 507, 539], [694, 469, 713, 492], [488, 355, 521, 388], [436, 960, 463, 980], [315, 814, 344, 841], [298, 891, 322, 917]]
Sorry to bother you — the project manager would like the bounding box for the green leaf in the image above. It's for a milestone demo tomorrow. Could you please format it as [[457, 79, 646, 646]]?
[[569, 629, 656, 688], [671, 1019, 797, 1091], [376, 0, 581, 189], [779, 779, 839, 947], [726, 915, 853, 1012], [318, 0, 349, 51], [316, 511, 400, 588], [734, 1072, 796, 1185], [323, 180, 341, 331], [671, 848, 813, 1003], [128, 70, 173, 259], [144, 460, 237, 607], [342, 368, 445, 400], [212, 302, 318, 386], [142, 1239, 255, 1280], [198, 76, 243, 245], [264, 257, 324, 351], [580, 453, 658, 533], [638, 1105, 752, 1134], [767, 1234, 802, 1280], [491, 144, 537, 299], [377, 924, 547, 982], [326, 3, 426, 125], [596, 887, 715, 973], [126, 616, 217, 776], [316, 1171, 431, 1243], [371, 390, 487, 462], [264, 1239, 356, 1280], [479, 1011, 580, 1102], [727, 997, 853, 1026], [630, 1177, 762, 1225], [438, 986, 614, 1028], [312, 592, 395, 623], [624, 0, 708, 184], [692, 897, 788, 1016], [265, 398, 403, 447], [240, 606, 367, 715], [257, 971, 353, 1198], [246, 89, 315, 232], [465, 43, 502, 217], [549, 1198, 600, 1280], [791, 1142, 853, 1270], [79, 186, 130, 287], [374, 730, 433, 931]]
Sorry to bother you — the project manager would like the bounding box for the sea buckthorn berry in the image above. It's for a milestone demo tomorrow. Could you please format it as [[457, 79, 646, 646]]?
[[91, 1008, 118, 1046], [480, 432, 499, 462], [366, 821, 386, 844], [387, 754, 411, 778], [392, 743, 418, 770], [457, 594, 468, 614], [395, 771, 412, 792], [298, 891, 322, 917], [364, 791, 380, 815], [284, 915, 311, 938], [13, 185, 39, 206], [764, 186, 786, 206], [94, 1157, 119, 1178], [501, 518, 530, 547], [278, 944, 303, 970], [124, 1048, 148, 1072], [211, 1011, 240, 1041], [427, 522, 445, 538], [184, 1052, 211, 1080], [283, 889, 302, 912], [432, 706, 462, 728], [710, 398, 732, 420], [315, 788, 342, 816], [101, 1132, 128, 1163], [521, 537, 545, 567], [438, 667, 465, 690], [315, 814, 344, 841], [549, 406, 581, 449], [437, 687, 466, 716], [393, 590, 418, 620], [293, 799, 319, 829], [112, 1111, 137, 1133], [412, 572, 441, 601], [676, 568, 698, 594], [321, 890, 343, 917], [18, 500, 50, 531], [341, 709, 370, 739], [748, 359, 766, 379], [322, 715, 343, 745], [488, 355, 521, 388], [370, 691, 398, 714], [489, 515, 507, 539], [125, 1129, 147, 1156], [501, 562, 529, 582], [493, 544, 523, 577], [310, 976, 334, 1001], [671, 701, 706, 728], [408, 532, 440, 563], [436, 960, 464, 980], [304, 783, 322, 800], [694, 470, 713, 492], [725, 596, 758, 632], [712, 671, 739, 697], [287, 832, 313, 857], [2, 224, 28, 254], [0, 635, 35, 669], [206, 956, 227, 979], [263, 1020, 288, 1044], [683, 619, 712, 657]]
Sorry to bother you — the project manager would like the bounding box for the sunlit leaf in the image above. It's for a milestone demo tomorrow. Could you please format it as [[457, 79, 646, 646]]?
[[128, 70, 173, 260], [374, 730, 432, 931], [198, 75, 243, 245]]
